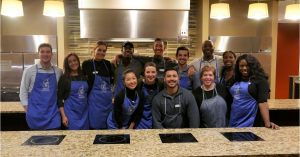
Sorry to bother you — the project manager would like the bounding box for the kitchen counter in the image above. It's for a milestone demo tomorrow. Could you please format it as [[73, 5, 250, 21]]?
[[1, 99, 299, 113], [1, 127, 299, 156], [0, 102, 24, 113]]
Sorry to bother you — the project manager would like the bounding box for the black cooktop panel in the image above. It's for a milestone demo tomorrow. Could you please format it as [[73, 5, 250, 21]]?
[[221, 132, 264, 142], [159, 133, 198, 143]]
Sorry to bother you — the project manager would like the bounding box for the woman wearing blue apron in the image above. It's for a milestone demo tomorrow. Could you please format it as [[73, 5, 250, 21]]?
[[136, 62, 164, 129], [82, 41, 114, 129], [192, 65, 230, 128], [107, 69, 144, 129], [21, 43, 62, 130], [176, 46, 193, 90], [229, 54, 279, 129], [58, 53, 89, 130]]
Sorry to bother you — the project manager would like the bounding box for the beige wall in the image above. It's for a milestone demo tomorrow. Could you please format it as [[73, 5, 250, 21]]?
[[209, 0, 272, 37], [1, 0, 56, 35]]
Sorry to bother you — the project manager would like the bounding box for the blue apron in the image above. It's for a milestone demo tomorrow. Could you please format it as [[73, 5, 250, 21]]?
[[229, 81, 257, 127], [107, 92, 140, 129], [88, 60, 113, 129], [64, 80, 89, 130], [136, 84, 159, 129], [153, 57, 165, 82], [26, 65, 61, 130], [179, 66, 193, 90], [113, 59, 143, 97]]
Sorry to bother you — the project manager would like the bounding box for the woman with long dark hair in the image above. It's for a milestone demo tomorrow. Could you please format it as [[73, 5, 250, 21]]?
[[58, 53, 89, 130], [229, 54, 279, 129]]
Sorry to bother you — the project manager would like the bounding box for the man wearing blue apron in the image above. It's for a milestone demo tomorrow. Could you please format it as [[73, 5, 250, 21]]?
[[20, 43, 62, 130], [176, 46, 193, 90]]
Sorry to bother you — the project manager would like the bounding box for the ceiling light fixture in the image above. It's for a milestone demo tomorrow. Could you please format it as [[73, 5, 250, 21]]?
[[248, 3, 269, 20], [285, 3, 300, 20], [0, 0, 24, 17], [210, 3, 230, 20], [43, 0, 65, 17]]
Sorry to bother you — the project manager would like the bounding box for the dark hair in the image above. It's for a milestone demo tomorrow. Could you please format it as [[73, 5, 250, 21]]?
[[223, 51, 236, 59], [235, 54, 268, 82], [122, 69, 137, 81], [95, 41, 108, 49], [63, 53, 82, 78], [176, 46, 189, 57], [122, 41, 134, 51], [144, 62, 157, 71], [38, 43, 52, 52], [200, 65, 216, 78], [154, 38, 167, 47], [164, 67, 178, 76]]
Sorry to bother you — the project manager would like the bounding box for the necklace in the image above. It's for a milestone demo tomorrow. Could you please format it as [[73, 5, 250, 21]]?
[[201, 83, 215, 91]]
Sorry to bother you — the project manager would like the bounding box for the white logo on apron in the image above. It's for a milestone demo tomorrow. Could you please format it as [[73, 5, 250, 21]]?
[[78, 85, 86, 99], [41, 79, 50, 91]]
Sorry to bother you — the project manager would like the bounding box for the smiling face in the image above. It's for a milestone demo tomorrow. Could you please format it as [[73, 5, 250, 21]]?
[[124, 72, 137, 90], [238, 59, 250, 78], [39, 46, 52, 65], [176, 49, 189, 66], [153, 40, 165, 56], [223, 52, 236, 68], [144, 66, 157, 85], [122, 46, 134, 58], [201, 70, 215, 87], [67, 55, 79, 72], [164, 70, 179, 88], [94, 45, 107, 60]]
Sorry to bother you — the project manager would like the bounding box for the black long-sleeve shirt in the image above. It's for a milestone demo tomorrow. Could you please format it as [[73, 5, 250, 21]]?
[[113, 87, 144, 129], [82, 59, 114, 93]]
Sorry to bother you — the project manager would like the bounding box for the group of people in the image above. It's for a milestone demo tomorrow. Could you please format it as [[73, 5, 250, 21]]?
[[19, 39, 279, 130]]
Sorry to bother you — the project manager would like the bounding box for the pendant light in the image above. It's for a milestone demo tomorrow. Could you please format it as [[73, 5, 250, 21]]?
[[210, 3, 230, 20], [248, 3, 269, 20], [43, 0, 65, 17], [285, 3, 300, 20], [1, 0, 24, 17]]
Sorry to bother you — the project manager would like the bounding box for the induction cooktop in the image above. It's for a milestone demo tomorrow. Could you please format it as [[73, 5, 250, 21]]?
[[93, 134, 130, 144], [159, 133, 198, 143], [221, 132, 264, 142], [22, 135, 66, 145]]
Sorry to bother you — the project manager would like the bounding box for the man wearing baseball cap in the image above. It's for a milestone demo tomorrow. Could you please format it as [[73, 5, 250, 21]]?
[[112, 41, 143, 96]]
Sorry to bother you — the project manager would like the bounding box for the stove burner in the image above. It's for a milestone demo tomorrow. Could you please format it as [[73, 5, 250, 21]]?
[[93, 134, 130, 144], [221, 132, 264, 142], [22, 135, 66, 145], [159, 133, 198, 143]]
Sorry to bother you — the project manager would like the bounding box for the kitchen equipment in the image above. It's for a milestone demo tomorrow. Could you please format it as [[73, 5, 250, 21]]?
[[22, 135, 66, 145], [221, 132, 264, 142], [159, 133, 198, 143], [93, 134, 130, 144]]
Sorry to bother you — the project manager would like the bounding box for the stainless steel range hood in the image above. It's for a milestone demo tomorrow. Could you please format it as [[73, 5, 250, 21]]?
[[78, 0, 190, 40]]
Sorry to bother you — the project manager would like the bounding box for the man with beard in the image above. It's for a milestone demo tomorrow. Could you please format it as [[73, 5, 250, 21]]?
[[152, 67, 200, 128], [113, 41, 143, 96], [189, 40, 223, 88]]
